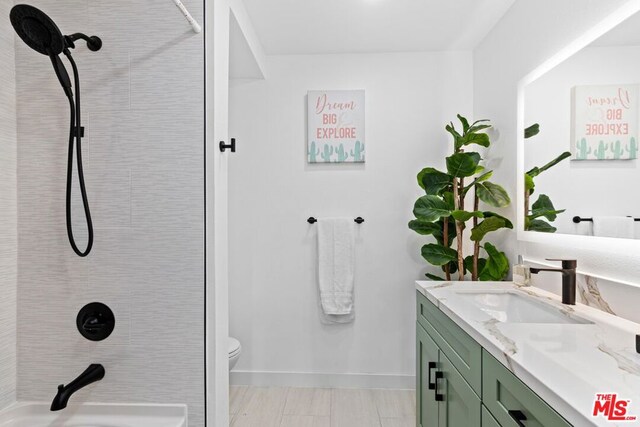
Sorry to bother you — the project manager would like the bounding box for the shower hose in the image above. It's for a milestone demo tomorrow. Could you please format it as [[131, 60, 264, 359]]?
[[63, 50, 93, 257]]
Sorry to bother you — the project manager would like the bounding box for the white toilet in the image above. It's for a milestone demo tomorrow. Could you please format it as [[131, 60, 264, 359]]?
[[228, 337, 241, 370]]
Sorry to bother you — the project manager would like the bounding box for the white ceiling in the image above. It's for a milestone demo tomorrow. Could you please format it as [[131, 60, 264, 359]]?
[[591, 11, 640, 47], [241, 0, 516, 55], [230, 11, 264, 79]]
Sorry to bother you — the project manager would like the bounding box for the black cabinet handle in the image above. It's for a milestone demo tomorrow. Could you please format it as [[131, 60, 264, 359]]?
[[220, 138, 236, 153], [427, 362, 436, 390], [508, 410, 527, 427], [434, 371, 444, 401]]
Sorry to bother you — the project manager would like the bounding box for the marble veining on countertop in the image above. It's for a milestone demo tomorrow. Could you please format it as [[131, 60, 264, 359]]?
[[416, 281, 640, 427]]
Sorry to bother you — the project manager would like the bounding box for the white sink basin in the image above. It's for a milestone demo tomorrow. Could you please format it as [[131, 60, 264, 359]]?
[[0, 402, 187, 427], [455, 291, 592, 324]]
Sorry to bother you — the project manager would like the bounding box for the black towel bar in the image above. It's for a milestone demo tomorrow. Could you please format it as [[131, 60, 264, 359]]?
[[307, 217, 364, 224], [573, 216, 640, 223]]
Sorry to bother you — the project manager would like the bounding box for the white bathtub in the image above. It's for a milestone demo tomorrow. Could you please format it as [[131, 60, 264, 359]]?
[[0, 402, 187, 427]]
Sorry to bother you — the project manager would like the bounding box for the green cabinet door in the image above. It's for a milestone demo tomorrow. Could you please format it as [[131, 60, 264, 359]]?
[[417, 323, 439, 427], [437, 352, 481, 427], [482, 406, 501, 427]]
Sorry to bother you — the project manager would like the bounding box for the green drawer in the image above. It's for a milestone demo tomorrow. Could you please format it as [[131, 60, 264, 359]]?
[[417, 291, 482, 396], [482, 350, 572, 427], [482, 406, 500, 427]]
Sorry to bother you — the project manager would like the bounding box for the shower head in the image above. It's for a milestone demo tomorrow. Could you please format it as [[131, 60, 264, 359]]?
[[9, 4, 102, 98], [10, 4, 66, 56], [10, 4, 103, 54], [10, 4, 98, 257]]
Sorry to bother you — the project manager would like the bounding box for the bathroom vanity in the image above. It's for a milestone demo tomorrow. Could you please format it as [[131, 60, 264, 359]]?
[[416, 281, 640, 427]]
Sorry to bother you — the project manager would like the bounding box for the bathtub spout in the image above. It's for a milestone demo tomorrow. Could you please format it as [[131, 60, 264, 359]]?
[[50, 364, 105, 411]]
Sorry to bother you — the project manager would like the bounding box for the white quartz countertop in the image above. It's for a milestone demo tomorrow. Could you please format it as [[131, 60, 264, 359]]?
[[416, 281, 640, 427]]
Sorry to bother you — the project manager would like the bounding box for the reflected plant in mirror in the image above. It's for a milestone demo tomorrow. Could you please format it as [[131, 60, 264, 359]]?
[[524, 123, 571, 233], [522, 11, 640, 239], [409, 115, 512, 282]]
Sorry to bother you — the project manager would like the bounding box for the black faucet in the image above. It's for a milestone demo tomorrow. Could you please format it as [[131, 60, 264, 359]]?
[[530, 259, 577, 305], [51, 364, 105, 411]]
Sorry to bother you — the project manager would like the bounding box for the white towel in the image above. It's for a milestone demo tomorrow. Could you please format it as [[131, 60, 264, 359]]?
[[592, 216, 634, 239], [317, 218, 355, 317]]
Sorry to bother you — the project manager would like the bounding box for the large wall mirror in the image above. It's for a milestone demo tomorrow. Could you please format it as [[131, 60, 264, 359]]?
[[518, 4, 640, 248]]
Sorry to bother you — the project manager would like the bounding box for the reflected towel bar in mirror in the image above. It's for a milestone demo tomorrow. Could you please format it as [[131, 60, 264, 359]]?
[[573, 216, 640, 223], [307, 217, 364, 224]]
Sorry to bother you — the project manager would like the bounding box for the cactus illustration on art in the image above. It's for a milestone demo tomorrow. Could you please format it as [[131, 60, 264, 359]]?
[[308, 141, 320, 163], [335, 144, 349, 162], [575, 138, 591, 160], [350, 141, 365, 162], [626, 137, 638, 159], [593, 141, 608, 160], [320, 144, 334, 162], [610, 140, 624, 159]]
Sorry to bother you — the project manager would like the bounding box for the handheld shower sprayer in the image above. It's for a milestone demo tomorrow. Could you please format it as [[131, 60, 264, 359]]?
[[10, 4, 101, 257]]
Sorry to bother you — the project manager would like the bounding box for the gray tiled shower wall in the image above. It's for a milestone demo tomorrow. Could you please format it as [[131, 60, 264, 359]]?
[[12, 1, 205, 424], [0, 0, 18, 412]]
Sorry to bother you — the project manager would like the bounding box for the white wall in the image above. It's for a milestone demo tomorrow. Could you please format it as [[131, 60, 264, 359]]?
[[228, 52, 473, 387], [524, 45, 640, 236], [0, 0, 17, 411], [14, 1, 205, 424], [474, 0, 640, 290]]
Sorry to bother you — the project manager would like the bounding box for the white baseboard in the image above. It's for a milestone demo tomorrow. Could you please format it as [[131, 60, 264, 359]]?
[[230, 370, 415, 390]]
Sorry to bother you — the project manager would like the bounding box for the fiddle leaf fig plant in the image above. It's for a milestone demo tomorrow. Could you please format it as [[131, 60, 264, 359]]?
[[524, 124, 571, 233], [409, 115, 513, 282]]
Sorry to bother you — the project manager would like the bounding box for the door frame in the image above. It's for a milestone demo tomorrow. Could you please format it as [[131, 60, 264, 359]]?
[[205, 0, 231, 425]]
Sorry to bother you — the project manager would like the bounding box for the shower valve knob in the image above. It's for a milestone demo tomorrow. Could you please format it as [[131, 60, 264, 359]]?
[[77, 302, 115, 341]]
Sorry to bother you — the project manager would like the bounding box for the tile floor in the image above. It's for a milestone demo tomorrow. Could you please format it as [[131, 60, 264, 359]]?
[[230, 386, 415, 427]]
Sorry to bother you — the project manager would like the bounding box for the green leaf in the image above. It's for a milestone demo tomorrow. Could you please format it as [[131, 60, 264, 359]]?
[[457, 114, 470, 133], [464, 255, 473, 273], [418, 168, 452, 195], [476, 182, 511, 207], [442, 192, 455, 210], [425, 273, 445, 281], [482, 211, 514, 229], [527, 152, 571, 177], [469, 124, 491, 134], [468, 119, 491, 133], [463, 170, 493, 196], [537, 151, 571, 174], [458, 132, 490, 149], [475, 170, 492, 182], [433, 219, 456, 247], [531, 194, 564, 221], [528, 219, 557, 233], [444, 260, 459, 275], [529, 209, 566, 221], [470, 216, 509, 241], [408, 219, 441, 235], [421, 244, 459, 266], [464, 255, 487, 276], [416, 169, 427, 190], [524, 173, 535, 192], [413, 196, 451, 222], [527, 166, 540, 178], [479, 242, 509, 281], [445, 123, 462, 141], [451, 210, 484, 222], [446, 152, 481, 177], [524, 123, 540, 139]]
